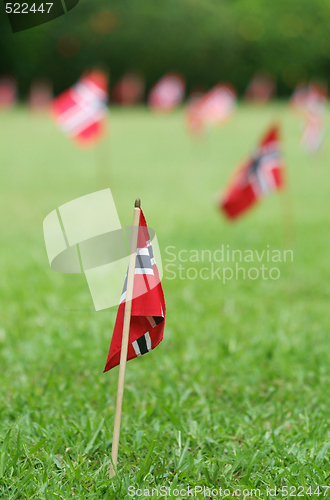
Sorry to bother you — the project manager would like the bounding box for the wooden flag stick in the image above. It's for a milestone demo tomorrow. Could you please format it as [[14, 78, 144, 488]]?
[[109, 198, 141, 478]]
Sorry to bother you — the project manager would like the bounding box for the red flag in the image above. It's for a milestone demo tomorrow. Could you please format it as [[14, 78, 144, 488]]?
[[301, 114, 326, 154], [112, 72, 145, 105], [244, 73, 275, 104], [186, 84, 236, 137], [220, 126, 284, 219], [0, 76, 17, 109], [51, 70, 108, 146], [104, 209, 166, 371], [148, 73, 185, 112], [290, 82, 327, 117], [290, 82, 327, 154]]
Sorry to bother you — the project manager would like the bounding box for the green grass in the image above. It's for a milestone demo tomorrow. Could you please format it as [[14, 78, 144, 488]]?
[[1, 104, 330, 499]]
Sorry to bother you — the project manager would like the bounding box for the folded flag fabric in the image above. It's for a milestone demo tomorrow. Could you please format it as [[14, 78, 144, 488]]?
[[104, 208, 166, 371], [148, 73, 185, 112], [51, 70, 108, 146], [220, 125, 284, 219]]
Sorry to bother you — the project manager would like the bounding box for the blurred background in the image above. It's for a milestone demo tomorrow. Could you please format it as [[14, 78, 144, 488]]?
[[1, 0, 330, 98]]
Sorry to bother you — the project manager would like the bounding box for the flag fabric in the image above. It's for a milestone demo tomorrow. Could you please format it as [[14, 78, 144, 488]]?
[[290, 82, 327, 154], [0, 76, 17, 109], [290, 82, 327, 117], [301, 114, 326, 154], [51, 70, 108, 146], [112, 72, 145, 105], [148, 73, 185, 112], [186, 84, 236, 137], [104, 209, 166, 371], [244, 73, 275, 104], [220, 126, 284, 219]]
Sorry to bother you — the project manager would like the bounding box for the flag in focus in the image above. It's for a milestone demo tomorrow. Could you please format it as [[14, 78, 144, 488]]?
[[104, 208, 166, 371], [51, 70, 108, 146], [186, 84, 236, 137], [290, 82, 327, 154], [148, 73, 185, 112], [219, 125, 284, 219]]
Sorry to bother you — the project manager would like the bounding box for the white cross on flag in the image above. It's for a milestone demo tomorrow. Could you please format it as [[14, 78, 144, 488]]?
[[51, 70, 108, 146]]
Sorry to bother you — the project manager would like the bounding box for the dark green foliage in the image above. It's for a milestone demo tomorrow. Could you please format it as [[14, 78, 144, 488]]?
[[1, 0, 330, 97]]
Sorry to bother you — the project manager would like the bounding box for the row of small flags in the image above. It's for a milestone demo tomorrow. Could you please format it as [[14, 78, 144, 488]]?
[[0, 71, 289, 109], [43, 126, 282, 473], [2, 68, 327, 155], [44, 72, 295, 476]]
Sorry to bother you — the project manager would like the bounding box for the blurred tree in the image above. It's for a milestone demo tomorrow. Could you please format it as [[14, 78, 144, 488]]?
[[1, 0, 330, 98]]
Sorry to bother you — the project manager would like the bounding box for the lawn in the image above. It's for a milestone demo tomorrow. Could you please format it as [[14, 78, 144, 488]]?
[[1, 104, 330, 499]]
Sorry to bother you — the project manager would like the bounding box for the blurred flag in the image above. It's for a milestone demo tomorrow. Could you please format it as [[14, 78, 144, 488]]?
[[290, 82, 327, 154], [104, 208, 166, 371], [301, 115, 326, 154], [29, 80, 53, 111], [51, 70, 108, 146], [0, 76, 17, 109], [220, 125, 284, 219], [244, 73, 275, 104], [148, 73, 185, 112], [290, 82, 327, 116], [112, 72, 145, 105], [186, 84, 236, 137]]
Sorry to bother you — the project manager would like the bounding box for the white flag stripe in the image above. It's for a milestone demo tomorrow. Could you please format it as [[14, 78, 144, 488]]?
[[132, 340, 141, 356], [59, 103, 106, 134], [57, 85, 104, 124], [145, 332, 152, 350], [136, 247, 149, 256], [120, 290, 127, 304], [147, 316, 156, 327], [135, 268, 154, 275], [75, 82, 107, 104], [65, 109, 106, 136]]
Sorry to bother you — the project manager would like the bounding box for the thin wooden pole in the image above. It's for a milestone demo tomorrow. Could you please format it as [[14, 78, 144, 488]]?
[[109, 198, 141, 478], [279, 166, 295, 247]]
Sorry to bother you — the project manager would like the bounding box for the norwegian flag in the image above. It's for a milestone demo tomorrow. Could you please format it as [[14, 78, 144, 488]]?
[[244, 73, 275, 104], [186, 84, 236, 137], [148, 73, 185, 112], [301, 114, 326, 154], [290, 82, 327, 154], [0, 76, 17, 109], [112, 72, 145, 105], [51, 70, 108, 146], [220, 126, 284, 219], [290, 82, 327, 117], [104, 209, 166, 371]]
